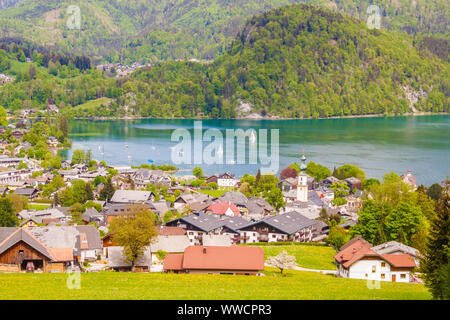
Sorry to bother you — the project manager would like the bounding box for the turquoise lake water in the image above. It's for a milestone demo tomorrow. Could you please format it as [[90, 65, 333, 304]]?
[[64, 115, 450, 185]]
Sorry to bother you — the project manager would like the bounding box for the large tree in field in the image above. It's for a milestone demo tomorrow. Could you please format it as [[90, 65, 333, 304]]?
[[109, 205, 158, 272], [420, 192, 450, 300]]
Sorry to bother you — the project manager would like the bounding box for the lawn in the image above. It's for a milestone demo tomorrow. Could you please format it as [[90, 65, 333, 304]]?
[[0, 268, 431, 300], [199, 190, 227, 197], [246, 244, 337, 270], [28, 204, 51, 211]]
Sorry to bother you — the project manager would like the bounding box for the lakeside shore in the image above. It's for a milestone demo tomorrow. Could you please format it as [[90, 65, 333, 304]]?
[[68, 111, 449, 121]]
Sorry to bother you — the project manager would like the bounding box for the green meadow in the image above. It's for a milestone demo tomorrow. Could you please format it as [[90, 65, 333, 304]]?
[[0, 268, 430, 300], [255, 244, 337, 270]]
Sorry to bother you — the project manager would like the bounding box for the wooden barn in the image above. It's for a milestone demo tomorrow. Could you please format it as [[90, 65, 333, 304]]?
[[0, 227, 53, 272]]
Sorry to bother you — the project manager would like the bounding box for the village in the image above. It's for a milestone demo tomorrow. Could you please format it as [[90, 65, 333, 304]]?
[[0, 117, 441, 286]]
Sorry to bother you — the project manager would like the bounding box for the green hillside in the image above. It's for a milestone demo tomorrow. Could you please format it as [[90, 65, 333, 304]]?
[[0, 4, 448, 119], [0, 0, 447, 63], [125, 4, 449, 118]]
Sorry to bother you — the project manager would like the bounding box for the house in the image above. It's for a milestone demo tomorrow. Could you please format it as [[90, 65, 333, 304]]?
[[216, 191, 248, 214], [277, 177, 297, 192], [150, 234, 191, 264], [217, 172, 237, 188], [205, 201, 241, 218], [131, 168, 172, 188], [0, 168, 32, 185], [202, 234, 233, 246], [282, 191, 326, 220], [81, 208, 104, 225], [163, 246, 264, 275], [173, 193, 211, 210], [205, 175, 218, 184], [59, 169, 79, 181], [400, 170, 417, 189], [371, 241, 420, 266], [19, 218, 40, 228], [102, 203, 153, 225], [13, 187, 39, 200], [238, 211, 320, 244], [107, 246, 151, 272], [335, 237, 417, 282], [0, 227, 75, 273], [246, 197, 275, 220], [343, 177, 362, 193], [320, 176, 340, 187], [166, 212, 225, 245], [109, 190, 155, 204], [28, 225, 102, 264]]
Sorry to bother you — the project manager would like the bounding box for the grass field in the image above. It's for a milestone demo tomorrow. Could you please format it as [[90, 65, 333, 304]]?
[[28, 204, 51, 211], [199, 190, 228, 197], [0, 268, 430, 300], [255, 244, 337, 270]]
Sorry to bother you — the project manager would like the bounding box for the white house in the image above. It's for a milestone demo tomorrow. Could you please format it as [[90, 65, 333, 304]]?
[[335, 237, 417, 283], [217, 172, 237, 188]]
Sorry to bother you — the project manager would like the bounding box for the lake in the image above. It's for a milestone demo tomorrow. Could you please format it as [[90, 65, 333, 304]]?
[[63, 115, 450, 185]]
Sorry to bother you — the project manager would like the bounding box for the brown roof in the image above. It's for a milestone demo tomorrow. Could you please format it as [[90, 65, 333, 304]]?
[[335, 237, 375, 268], [381, 254, 416, 268], [155, 226, 186, 236], [163, 254, 184, 271], [339, 235, 372, 251], [336, 237, 416, 269], [182, 246, 264, 271], [48, 248, 74, 262]]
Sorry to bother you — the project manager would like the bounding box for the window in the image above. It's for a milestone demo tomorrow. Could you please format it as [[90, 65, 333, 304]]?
[[365, 274, 368, 278], [18, 250, 24, 254], [400, 274, 406, 279], [381, 274, 385, 279], [372, 265, 376, 273], [381, 262, 386, 268]]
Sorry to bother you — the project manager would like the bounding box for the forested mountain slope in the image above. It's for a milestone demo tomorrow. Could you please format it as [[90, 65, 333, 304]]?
[[0, 0, 447, 63]]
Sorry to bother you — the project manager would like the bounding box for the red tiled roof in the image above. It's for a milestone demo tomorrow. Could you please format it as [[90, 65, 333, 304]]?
[[381, 254, 416, 268], [182, 246, 264, 271], [155, 226, 186, 236], [206, 202, 240, 216], [163, 254, 184, 271], [335, 237, 376, 268]]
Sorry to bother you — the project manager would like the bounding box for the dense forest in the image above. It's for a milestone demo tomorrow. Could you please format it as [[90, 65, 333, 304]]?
[[0, 4, 448, 118], [0, 0, 448, 63]]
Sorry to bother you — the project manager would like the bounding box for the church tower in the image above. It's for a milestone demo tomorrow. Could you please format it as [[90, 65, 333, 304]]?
[[297, 151, 308, 202]]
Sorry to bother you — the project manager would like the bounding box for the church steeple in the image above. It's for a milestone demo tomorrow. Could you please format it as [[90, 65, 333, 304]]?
[[297, 149, 308, 202], [299, 149, 307, 173]]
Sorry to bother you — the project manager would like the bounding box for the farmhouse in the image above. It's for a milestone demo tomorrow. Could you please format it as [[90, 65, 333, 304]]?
[[163, 246, 264, 275], [335, 237, 417, 282], [0, 227, 76, 273]]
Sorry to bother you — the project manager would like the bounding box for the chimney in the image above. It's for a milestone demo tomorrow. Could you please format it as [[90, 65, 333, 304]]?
[[203, 247, 207, 254]]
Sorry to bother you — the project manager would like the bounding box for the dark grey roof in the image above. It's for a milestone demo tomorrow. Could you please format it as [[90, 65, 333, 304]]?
[[241, 211, 318, 235], [13, 188, 37, 196], [167, 212, 224, 232], [218, 191, 248, 206], [75, 225, 102, 250], [221, 216, 252, 233], [0, 227, 53, 260], [246, 197, 275, 215]]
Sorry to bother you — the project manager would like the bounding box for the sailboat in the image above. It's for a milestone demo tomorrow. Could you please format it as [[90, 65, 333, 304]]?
[[250, 130, 257, 144]]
